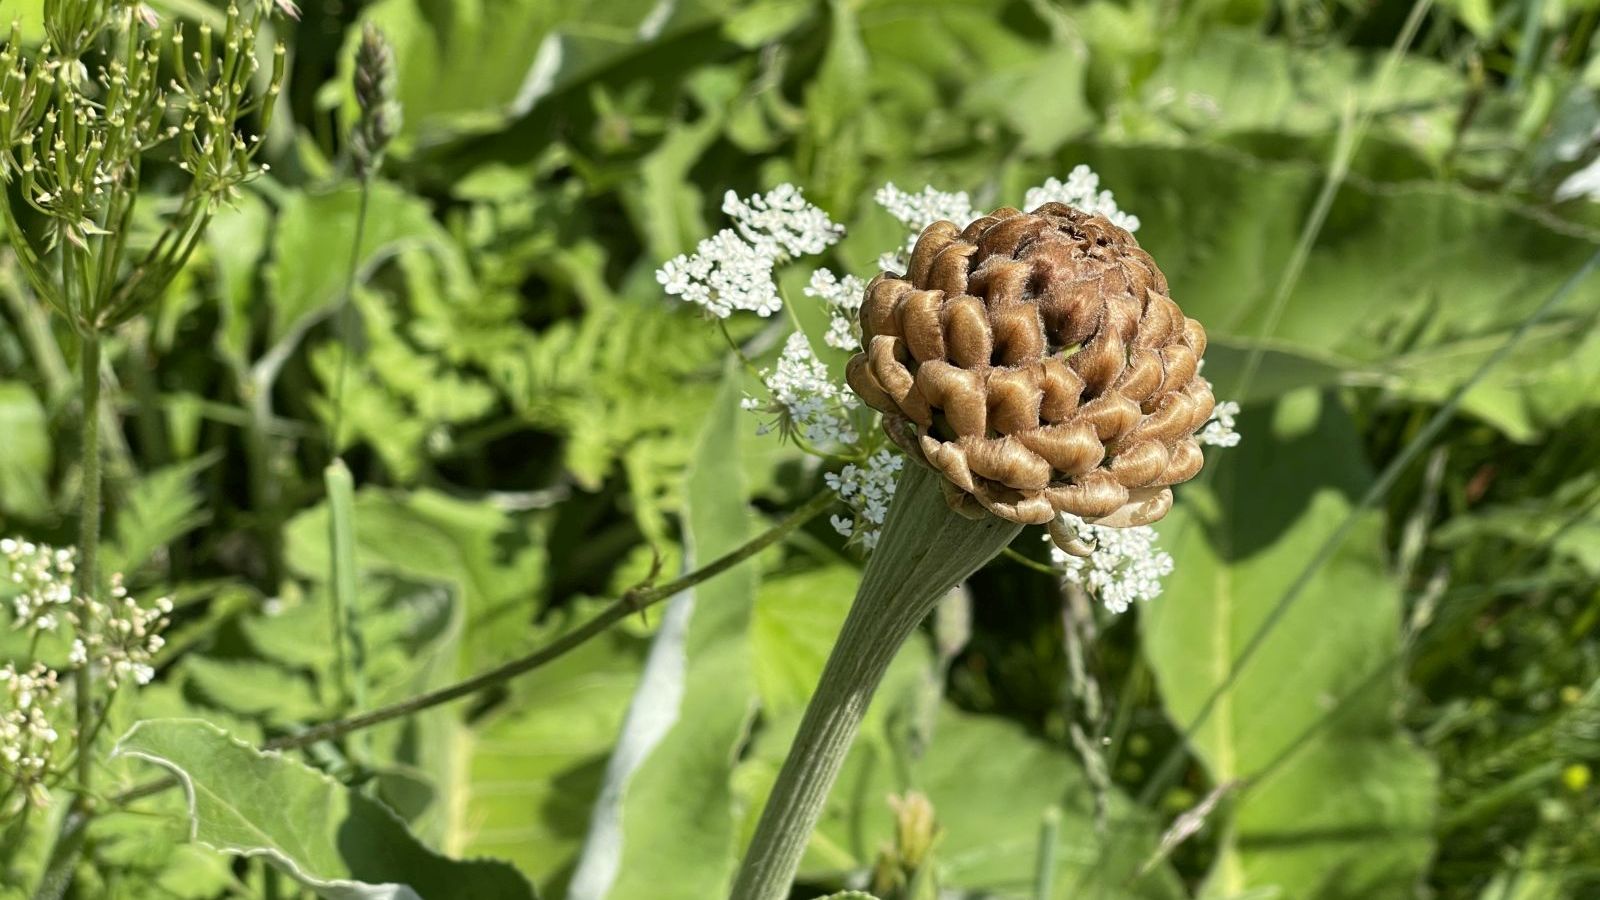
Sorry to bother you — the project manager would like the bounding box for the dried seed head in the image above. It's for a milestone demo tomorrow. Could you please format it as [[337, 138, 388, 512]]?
[[845, 203, 1214, 532], [350, 22, 399, 180]]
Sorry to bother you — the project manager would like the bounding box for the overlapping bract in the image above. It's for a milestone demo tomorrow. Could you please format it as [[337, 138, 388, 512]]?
[[845, 203, 1214, 529]]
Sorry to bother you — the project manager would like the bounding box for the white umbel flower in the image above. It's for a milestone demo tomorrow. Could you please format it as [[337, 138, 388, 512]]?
[[744, 332, 859, 447], [874, 183, 977, 270], [874, 182, 977, 233], [805, 267, 868, 351], [657, 229, 784, 318], [658, 184, 843, 319], [1198, 400, 1242, 448], [0, 662, 64, 813], [722, 185, 844, 257], [1023, 165, 1141, 233], [824, 449, 905, 551], [4, 539, 76, 632], [1047, 514, 1174, 614]]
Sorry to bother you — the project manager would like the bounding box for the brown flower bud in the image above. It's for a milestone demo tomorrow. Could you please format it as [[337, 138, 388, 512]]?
[[846, 203, 1213, 529], [351, 23, 399, 180]]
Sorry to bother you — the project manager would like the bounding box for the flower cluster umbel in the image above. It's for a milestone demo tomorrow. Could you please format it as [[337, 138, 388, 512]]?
[[0, 0, 287, 330], [1, 538, 170, 817], [659, 170, 1242, 607]]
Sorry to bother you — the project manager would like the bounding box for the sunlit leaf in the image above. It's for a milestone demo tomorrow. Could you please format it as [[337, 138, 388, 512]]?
[[113, 719, 538, 899]]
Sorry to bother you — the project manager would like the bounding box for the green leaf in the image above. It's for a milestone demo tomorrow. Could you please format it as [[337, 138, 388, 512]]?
[[268, 182, 468, 344], [112, 719, 537, 900], [1132, 31, 1459, 162], [207, 190, 272, 368], [1143, 391, 1437, 897], [454, 615, 645, 896], [180, 657, 324, 724], [757, 698, 1185, 896], [0, 381, 51, 521], [105, 454, 214, 577], [348, 0, 731, 150], [284, 488, 547, 669], [962, 42, 1092, 156], [567, 359, 758, 899], [751, 565, 860, 715], [1054, 143, 1600, 436]]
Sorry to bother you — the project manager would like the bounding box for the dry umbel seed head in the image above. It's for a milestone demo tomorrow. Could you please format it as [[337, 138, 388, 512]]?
[[845, 202, 1214, 534]]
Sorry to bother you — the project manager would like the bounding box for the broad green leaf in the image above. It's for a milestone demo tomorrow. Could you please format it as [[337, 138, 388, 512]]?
[[962, 42, 1093, 156], [180, 657, 325, 723], [877, 706, 1181, 896], [1131, 31, 1459, 162], [453, 618, 645, 895], [284, 488, 547, 669], [82, 812, 240, 900], [748, 697, 1184, 897], [113, 719, 537, 900], [736, 566, 1180, 896], [751, 565, 860, 715], [348, 0, 736, 150], [207, 190, 272, 369], [1194, 339, 1355, 404], [1144, 391, 1437, 897], [0, 381, 50, 521], [104, 455, 214, 577], [268, 182, 469, 344], [568, 359, 757, 899], [1047, 143, 1600, 436], [227, 571, 466, 841]]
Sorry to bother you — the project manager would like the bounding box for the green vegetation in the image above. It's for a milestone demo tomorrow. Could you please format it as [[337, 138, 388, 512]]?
[[2, 0, 1600, 897]]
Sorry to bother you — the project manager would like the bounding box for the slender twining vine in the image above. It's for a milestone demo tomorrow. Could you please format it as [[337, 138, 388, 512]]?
[[0, 2, 287, 894]]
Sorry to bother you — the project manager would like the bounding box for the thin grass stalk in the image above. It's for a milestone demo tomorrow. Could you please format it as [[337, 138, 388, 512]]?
[[1034, 805, 1061, 900], [324, 179, 373, 714], [325, 460, 362, 713]]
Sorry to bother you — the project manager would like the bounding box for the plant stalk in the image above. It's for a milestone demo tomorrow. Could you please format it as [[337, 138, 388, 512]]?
[[326, 180, 372, 713], [73, 332, 103, 793], [731, 464, 1021, 900], [34, 334, 106, 900]]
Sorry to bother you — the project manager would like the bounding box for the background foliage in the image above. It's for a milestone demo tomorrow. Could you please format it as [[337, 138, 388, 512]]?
[[4, 0, 1600, 897]]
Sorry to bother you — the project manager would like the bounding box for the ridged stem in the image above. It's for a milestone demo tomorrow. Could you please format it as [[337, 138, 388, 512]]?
[[73, 333, 102, 793], [33, 334, 104, 900], [731, 464, 1021, 900]]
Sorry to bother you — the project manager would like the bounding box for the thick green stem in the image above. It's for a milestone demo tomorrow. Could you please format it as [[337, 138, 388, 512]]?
[[732, 464, 1021, 900]]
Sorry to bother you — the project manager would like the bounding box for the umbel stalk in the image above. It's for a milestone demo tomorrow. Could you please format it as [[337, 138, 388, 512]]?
[[732, 463, 1021, 899]]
